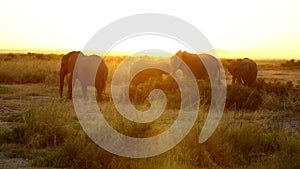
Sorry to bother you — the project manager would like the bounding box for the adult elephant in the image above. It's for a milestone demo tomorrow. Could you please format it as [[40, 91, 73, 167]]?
[[130, 59, 171, 86], [59, 52, 108, 101], [228, 58, 257, 86], [59, 51, 81, 99], [170, 51, 221, 83]]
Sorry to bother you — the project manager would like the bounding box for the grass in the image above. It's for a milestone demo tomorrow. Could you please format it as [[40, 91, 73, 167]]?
[[0, 53, 299, 168], [1, 102, 298, 168], [0, 53, 61, 84]]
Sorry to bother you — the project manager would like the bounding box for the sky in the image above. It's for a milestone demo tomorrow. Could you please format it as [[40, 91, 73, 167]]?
[[0, 0, 300, 59]]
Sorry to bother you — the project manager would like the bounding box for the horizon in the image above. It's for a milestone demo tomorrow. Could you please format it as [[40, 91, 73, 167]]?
[[0, 48, 299, 60]]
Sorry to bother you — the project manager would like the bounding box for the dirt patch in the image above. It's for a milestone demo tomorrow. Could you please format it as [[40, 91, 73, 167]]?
[[258, 70, 300, 85], [0, 152, 29, 168]]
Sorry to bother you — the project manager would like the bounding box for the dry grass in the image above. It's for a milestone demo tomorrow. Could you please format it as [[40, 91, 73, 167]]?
[[0, 53, 61, 84], [0, 53, 299, 168]]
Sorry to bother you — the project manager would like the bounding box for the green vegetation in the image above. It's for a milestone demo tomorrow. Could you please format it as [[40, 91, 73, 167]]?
[[0, 53, 299, 168]]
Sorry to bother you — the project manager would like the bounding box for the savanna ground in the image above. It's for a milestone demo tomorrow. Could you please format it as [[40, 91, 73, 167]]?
[[0, 53, 299, 169]]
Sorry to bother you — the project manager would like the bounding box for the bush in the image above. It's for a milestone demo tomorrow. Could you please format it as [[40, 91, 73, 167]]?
[[255, 78, 299, 96], [217, 121, 300, 167], [129, 79, 265, 111], [226, 85, 263, 110], [58, 130, 113, 169], [254, 78, 300, 111], [281, 59, 300, 68], [129, 76, 180, 109], [128, 78, 214, 110]]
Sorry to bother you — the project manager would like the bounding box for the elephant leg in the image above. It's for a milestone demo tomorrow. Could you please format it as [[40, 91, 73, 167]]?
[[95, 83, 104, 101], [59, 71, 66, 98], [67, 73, 74, 99]]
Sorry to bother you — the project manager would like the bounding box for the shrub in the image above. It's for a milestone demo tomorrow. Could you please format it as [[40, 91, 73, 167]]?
[[58, 130, 113, 169], [255, 78, 300, 111], [129, 76, 180, 109], [281, 59, 300, 68], [256, 78, 299, 96], [128, 78, 214, 110], [226, 85, 263, 110]]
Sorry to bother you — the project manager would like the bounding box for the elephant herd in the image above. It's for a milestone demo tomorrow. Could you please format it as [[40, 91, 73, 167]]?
[[59, 51, 258, 101]]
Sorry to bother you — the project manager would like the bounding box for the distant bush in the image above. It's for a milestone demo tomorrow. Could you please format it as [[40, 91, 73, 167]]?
[[0, 53, 16, 61], [281, 59, 300, 68]]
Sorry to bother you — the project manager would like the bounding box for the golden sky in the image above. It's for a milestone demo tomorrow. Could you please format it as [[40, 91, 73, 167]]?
[[0, 0, 300, 59]]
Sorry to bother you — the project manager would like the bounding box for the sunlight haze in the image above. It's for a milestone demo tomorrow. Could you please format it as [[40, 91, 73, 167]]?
[[0, 0, 300, 59]]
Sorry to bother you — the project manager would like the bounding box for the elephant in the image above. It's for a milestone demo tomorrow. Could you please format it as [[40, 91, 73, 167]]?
[[170, 51, 221, 83], [59, 52, 108, 101], [59, 51, 81, 99], [228, 58, 257, 86], [130, 59, 171, 86]]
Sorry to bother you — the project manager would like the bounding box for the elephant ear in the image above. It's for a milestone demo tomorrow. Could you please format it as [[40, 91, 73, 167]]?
[[61, 54, 70, 68], [175, 50, 182, 57], [228, 61, 238, 75], [182, 51, 188, 56]]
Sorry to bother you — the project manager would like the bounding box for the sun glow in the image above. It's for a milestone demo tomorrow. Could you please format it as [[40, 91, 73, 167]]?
[[1, 0, 300, 59]]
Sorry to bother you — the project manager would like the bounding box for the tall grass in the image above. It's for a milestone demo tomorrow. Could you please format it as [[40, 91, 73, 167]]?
[[0, 53, 61, 84], [0, 99, 299, 168]]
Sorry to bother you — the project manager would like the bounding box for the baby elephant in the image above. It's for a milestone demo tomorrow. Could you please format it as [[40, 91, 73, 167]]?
[[228, 58, 257, 86]]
